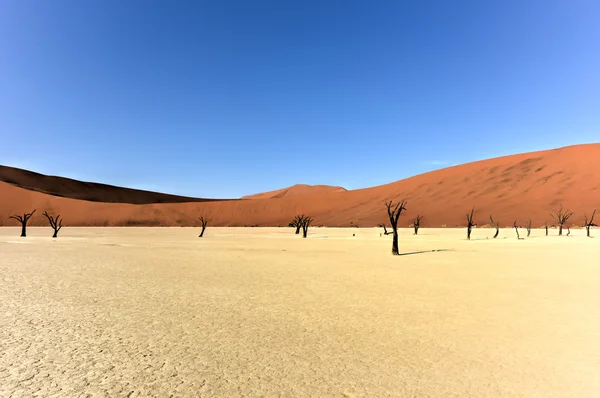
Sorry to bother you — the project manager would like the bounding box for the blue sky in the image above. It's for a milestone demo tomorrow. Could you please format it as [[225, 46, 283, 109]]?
[[1, 0, 599, 198]]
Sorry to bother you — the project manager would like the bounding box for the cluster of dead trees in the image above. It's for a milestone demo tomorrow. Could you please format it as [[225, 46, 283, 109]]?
[[289, 214, 313, 238], [464, 205, 596, 240], [7, 209, 64, 238]]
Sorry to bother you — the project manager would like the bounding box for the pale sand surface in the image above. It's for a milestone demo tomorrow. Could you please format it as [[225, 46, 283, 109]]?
[[1, 227, 599, 397]]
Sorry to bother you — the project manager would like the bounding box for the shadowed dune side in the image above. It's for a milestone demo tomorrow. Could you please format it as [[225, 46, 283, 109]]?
[[1, 144, 599, 227], [0, 166, 229, 204]]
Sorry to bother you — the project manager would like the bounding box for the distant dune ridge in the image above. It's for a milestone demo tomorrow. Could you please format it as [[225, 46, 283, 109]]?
[[1, 144, 599, 227], [242, 184, 347, 200]]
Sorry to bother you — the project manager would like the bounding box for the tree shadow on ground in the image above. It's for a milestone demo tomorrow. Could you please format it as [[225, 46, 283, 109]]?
[[398, 249, 454, 257]]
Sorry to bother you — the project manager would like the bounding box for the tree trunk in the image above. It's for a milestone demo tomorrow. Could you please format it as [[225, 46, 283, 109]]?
[[413, 225, 419, 235], [295, 225, 301, 234], [20, 223, 26, 237], [558, 224, 563, 236], [52, 230, 58, 238], [493, 229, 499, 239], [391, 231, 399, 255], [302, 227, 308, 238], [587, 226, 591, 237], [199, 226, 206, 237], [545, 225, 548, 236], [467, 226, 472, 240]]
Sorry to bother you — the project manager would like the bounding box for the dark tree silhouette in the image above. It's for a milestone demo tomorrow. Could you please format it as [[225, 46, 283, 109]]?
[[550, 205, 573, 236], [198, 216, 209, 237], [413, 215, 423, 235], [545, 222, 548, 236], [386, 200, 408, 255], [378, 223, 393, 235], [489, 214, 500, 239], [584, 209, 596, 237], [466, 208, 475, 240], [301, 216, 313, 238], [42, 211, 63, 238], [513, 221, 520, 239], [9, 210, 36, 237], [289, 214, 305, 234], [526, 220, 532, 237]]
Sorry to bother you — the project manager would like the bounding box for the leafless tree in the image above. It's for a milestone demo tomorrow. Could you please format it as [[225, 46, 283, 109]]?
[[198, 216, 209, 237], [413, 215, 423, 235], [386, 200, 408, 255], [550, 205, 573, 236], [489, 214, 499, 239], [513, 221, 521, 239], [289, 214, 305, 234], [42, 211, 63, 238], [466, 208, 475, 240], [301, 216, 313, 238], [378, 223, 393, 235], [9, 210, 36, 237], [584, 209, 596, 237], [525, 219, 532, 237]]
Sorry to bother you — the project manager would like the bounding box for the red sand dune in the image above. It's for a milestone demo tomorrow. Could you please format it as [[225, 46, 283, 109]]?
[[1, 144, 599, 228], [0, 165, 226, 204], [242, 184, 347, 200]]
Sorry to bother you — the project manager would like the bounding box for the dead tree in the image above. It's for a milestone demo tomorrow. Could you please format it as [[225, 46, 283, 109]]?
[[301, 216, 313, 238], [584, 209, 596, 237], [198, 216, 209, 237], [525, 220, 532, 237], [378, 223, 393, 235], [42, 211, 63, 238], [513, 221, 520, 239], [413, 215, 423, 235], [489, 214, 499, 238], [9, 210, 36, 237], [466, 208, 475, 240], [386, 200, 408, 255], [289, 214, 305, 234], [550, 205, 573, 236]]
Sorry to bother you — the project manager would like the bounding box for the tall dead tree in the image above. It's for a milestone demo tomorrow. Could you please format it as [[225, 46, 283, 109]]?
[[289, 215, 305, 235], [413, 215, 423, 235], [513, 221, 520, 239], [9, 210, 36, 237], [378, 223, 393, 235], [301, 216, 313, 238], [42, 211, 63, 238], [466, 208, 475, 240], [525, 220, 532, 237], [584, 209, 596, 237], [550, 205, 573, 236], [198, 216, 209, 237], [489, 214, 499, 239], [386, 200, 408, 255]]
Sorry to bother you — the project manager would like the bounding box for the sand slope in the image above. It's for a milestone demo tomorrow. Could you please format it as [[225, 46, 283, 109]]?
[[1, 144, 599, 227], [242, 184, 347, 200], [0, 165, 226, 204]]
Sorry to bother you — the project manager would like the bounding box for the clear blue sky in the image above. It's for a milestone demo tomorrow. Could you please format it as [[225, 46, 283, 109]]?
[[1, 1, 599, 198]]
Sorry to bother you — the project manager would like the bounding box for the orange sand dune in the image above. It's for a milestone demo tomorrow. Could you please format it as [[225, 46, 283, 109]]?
[[1, 144, 599, 228], [242, 184, 347, 200], [0, 165, 227, 204]]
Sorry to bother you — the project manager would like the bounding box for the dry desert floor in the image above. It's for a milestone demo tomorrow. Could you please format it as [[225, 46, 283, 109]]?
[[1, 227, 599, 397]]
